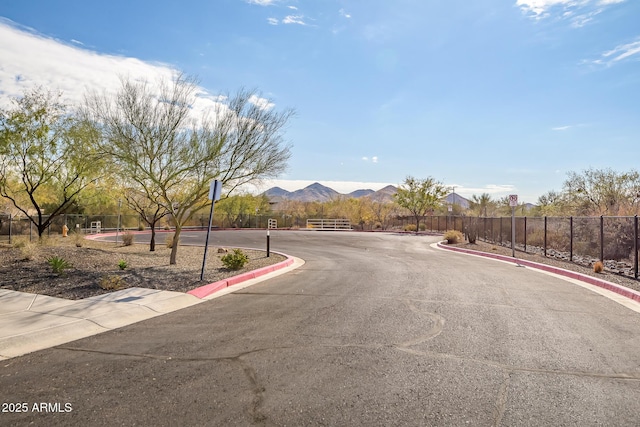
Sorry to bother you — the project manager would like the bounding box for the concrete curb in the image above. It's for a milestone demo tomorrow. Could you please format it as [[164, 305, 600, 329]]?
[[188, 256, 295, 299], [437, 242, 640, 303]]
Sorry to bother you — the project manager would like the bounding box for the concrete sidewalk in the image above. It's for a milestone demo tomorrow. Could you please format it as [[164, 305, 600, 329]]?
[[0, 288, 202, 360], [0, 256, 305, 360]]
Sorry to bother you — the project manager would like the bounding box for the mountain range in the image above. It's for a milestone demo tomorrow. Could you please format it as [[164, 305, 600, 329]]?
[[262, 182, 398, 203], [262, 182, 474, 206], [262, 183, 535, 210]]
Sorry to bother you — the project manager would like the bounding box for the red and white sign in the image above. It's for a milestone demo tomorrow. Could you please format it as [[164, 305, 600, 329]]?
[[509, 194, 518, 207]]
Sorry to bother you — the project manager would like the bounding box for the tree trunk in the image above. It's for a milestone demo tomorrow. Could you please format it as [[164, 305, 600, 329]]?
[[169, 225, 181, 265], [149, 226, 156, 252]]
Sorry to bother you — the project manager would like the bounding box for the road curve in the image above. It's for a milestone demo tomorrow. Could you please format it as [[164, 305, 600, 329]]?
[[2, 230, 640, 426]]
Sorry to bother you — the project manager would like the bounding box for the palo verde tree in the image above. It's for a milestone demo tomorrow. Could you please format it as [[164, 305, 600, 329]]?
[[562, 167, 640, 216], [0, 88, 103, 238], [216, 193, 270, 228], [394, 176, 447, 231], [86, 74, 292, 264]]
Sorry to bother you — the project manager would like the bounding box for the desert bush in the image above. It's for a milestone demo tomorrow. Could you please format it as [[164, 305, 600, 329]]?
[[164, 233, 175, 248], [465, 218, 479, 244], [221, 249, 249, 270], [122, 231, 134, 246], [13, 238, 38, 260], [100, 275, 125, 290], [443, 230, 464, 244], [138, 224, 145, 231], [593, 261, 604, 273], [404, 224, 417, 232], [72, 232, 85, 247], [118, 259, 128, 270], [47, 256, 72, 274]]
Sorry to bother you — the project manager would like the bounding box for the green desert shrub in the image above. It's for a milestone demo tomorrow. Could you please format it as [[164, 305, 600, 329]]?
[[221, 249, 249, 270], [47, 256, 72, 274]]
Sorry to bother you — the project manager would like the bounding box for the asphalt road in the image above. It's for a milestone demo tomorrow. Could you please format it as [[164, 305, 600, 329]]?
[[2, 230, 640, 426]]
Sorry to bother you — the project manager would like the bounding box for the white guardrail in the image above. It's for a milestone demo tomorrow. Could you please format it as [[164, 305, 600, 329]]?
[[306, 218, 351, 230]]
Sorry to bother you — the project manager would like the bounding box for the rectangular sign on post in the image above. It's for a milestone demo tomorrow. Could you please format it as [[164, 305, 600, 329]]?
[[201, 180, 221, 281], [509, 194, 518, 207], [208, 180, 221, 201]]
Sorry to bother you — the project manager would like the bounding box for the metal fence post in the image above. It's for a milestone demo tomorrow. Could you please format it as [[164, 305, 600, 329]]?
[[544, 216, 547, 257], [523, 216, 527, 252], [635, 215, 638, 279], [600, 215, 604, 262], [499, 217, 503, 245], [570, 216, 573, 262]]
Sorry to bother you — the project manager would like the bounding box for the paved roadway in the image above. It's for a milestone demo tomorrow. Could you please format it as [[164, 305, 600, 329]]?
[[2, 230, 640, 426]]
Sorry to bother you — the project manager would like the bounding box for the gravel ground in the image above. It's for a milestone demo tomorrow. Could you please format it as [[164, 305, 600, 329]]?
[[449, 239, 640, 293], [0, 236, 286, 300]]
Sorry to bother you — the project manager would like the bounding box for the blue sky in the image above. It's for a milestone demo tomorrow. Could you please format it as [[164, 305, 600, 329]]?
[[1, 0, 639, 203]]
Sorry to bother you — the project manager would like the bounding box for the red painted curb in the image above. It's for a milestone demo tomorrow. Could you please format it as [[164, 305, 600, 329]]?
[[187, 257, 295, 299], [437, 242, 640, 303]]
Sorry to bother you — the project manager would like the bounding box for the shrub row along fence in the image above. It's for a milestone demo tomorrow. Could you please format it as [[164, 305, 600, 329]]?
[[2, 213, 637, 279], [0, 213, 307, 241], [420, 215, 639, 279]]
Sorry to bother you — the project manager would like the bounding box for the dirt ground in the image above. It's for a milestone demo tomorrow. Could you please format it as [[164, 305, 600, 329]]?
[[0, 235, 286, 300], [449, 239, 640, 294]]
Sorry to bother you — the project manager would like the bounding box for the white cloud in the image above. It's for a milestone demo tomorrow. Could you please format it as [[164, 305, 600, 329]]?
[[372, 156, 378, 163], [282, 15, 307, 25], [586, 38, 640, 66], [602, 39, 640, 62], [0, 19, 177, 108], [0, 19, 270, 125], [339, 8, 352, 19], [249, 94, 275, 110], [246, 0, 277, 5], [267, 17, 279, 25], [552, 125, 572, 130], [453, 184, 517, 198], [516, 0, 625, 26], [362, 156, 369, 161], [288, 6, 298, 10]]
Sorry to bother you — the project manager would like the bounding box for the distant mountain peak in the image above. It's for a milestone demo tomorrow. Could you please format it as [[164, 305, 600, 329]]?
[[261, 183, 397, 203]]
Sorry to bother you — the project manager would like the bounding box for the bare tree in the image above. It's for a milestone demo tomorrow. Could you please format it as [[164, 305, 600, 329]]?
[[123, 187, 169, 251], [0, 88, 103, 238], [86, 75, 292, 264]]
